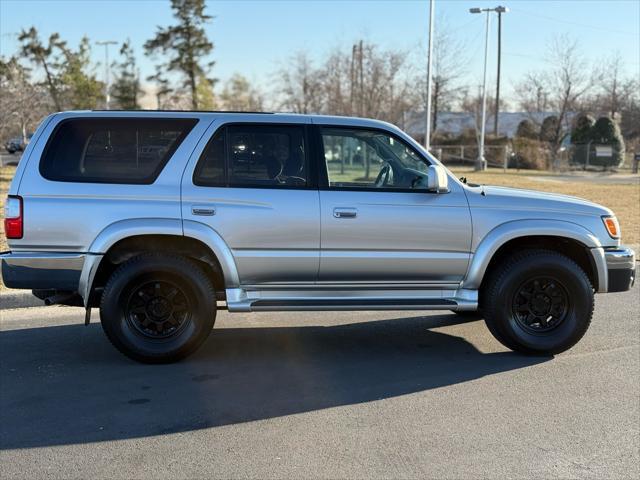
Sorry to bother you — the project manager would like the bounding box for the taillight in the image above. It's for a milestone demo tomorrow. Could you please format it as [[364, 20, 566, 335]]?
[[4, 195, 23, 239]]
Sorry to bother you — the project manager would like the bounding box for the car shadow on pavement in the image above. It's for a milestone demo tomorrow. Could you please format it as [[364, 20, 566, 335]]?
[[0, 313, 549, 449]]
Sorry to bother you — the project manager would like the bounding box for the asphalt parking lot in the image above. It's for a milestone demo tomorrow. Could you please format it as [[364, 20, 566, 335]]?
[[1, 269, 638, 479]]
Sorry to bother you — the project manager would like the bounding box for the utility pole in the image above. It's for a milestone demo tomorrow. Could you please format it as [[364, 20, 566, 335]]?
[[96, 40, 118, 109], [493, 6, 508, 136], [469, 6, 509, 170], [424, 0, 435, 151], [479, 10, 490, 171], [358, 40, 364, 117]]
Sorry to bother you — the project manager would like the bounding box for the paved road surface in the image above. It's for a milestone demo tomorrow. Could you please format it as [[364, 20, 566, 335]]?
[[0, 270, 638, 479]]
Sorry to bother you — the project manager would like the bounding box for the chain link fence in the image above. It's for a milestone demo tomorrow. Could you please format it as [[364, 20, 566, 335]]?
[[432, 142, 637, 172]]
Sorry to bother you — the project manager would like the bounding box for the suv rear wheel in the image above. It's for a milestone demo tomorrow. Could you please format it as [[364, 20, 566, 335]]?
[[482, 249, 594, 355], [100, 253, 216, 363]]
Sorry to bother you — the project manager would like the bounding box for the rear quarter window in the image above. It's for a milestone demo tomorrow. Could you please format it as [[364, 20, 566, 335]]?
[[39, 117, 197, 184]]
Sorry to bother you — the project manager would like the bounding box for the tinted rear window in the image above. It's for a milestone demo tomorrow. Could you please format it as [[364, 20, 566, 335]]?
[[194, 124, 308, 188], [40, 118, 197, 184]]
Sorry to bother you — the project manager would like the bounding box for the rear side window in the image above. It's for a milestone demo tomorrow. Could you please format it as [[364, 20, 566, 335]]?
[[40, 118, 197, 184], [194, 124, 307, 188]]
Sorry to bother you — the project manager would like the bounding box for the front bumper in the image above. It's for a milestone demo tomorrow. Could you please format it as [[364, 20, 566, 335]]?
[[604, 247, 636, 293], [0, 251, 85, 290]]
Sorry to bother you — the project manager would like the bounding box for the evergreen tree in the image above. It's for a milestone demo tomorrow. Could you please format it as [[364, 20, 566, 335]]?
[[540, 115, 560, 143], [59, 37, 104, 109], [112, 40, 141, 109], [591, 117, 625, 165], [144, 0, 215, 109], [17, 27, 66, 110], [570, 113, 595, 144], [515, 119, 538, 139]]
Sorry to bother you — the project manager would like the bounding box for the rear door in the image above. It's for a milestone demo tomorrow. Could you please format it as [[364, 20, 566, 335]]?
[[181, 119, 320, 285]]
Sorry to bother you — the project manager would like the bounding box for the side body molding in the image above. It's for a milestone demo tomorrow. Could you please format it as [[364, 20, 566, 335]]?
[[463, 219, 605, 291]]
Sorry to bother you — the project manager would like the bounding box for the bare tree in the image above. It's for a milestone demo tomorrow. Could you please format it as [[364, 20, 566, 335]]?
[[275, 42, 412, 126], [515, 72, 550, 118], [0, 57, 49, 142], [516, 35, 591, 168], [277, 51, 324, 113], [415, 19, 467, 133], [219, 74, 264, 111]]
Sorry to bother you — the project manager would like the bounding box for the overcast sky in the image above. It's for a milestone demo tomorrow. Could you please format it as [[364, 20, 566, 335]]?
[[1, 0, 638, 108]]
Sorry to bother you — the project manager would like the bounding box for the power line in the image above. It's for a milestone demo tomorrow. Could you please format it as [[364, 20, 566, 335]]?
[[509, 7, 637, 36]]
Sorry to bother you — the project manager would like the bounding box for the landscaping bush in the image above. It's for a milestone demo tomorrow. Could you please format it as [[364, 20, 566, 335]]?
[[515, 119, 538, 139], [591, 117, 625, 167], [510, 137, 548, 170]]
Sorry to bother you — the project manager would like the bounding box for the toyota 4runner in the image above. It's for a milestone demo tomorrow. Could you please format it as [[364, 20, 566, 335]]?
[[1, 111, 635, 362]]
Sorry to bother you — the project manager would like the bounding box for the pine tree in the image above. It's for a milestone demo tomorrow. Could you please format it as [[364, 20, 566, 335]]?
[[112, 40, 141, 109], [59, 37, 104, 109], [17, 27, 66, 110], [144, 0, 215, 109]]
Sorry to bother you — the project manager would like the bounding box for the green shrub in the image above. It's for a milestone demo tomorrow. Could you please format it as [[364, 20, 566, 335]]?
[[591, 117, 625, 166], [571, 114, 595, 144], [540, 115, 559, 142]]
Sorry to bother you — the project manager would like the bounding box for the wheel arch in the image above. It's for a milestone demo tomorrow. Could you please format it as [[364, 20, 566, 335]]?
[[464, 220, 605, 292], [79, 219, 239, 306]]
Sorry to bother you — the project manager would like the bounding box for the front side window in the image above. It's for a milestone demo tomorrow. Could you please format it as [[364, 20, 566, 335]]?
[[40, 118, 197, 184], [194, 124, 307, 188], [321, 127, 429, 190]]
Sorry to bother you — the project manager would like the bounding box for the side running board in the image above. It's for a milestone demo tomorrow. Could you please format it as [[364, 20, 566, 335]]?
[[225, 288, 478, 312], [250, 298, 457, 311]]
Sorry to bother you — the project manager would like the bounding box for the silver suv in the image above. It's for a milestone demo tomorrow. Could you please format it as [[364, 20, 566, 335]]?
[[1, 111, 635, 363]]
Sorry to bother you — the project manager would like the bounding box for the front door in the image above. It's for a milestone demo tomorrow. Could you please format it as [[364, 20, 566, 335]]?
[[316, 126, 472, 285], [182, 122, 320, 285]]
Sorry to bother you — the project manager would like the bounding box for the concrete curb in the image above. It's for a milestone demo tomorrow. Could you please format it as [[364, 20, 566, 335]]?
[[0, 291, 44, 310]]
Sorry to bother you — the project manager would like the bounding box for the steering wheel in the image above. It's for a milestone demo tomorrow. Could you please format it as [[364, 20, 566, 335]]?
[[374, 162, 391, 187]]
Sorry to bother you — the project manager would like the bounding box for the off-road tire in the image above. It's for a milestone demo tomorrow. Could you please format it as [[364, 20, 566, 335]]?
[[100, 253, 216, 363], [482, 249, 594, 355]]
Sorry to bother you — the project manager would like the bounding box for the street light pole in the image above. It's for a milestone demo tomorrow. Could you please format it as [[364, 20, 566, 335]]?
[[494, 6, 507, 136], [96, 40, 117, 110], [424, 0, 435, 151], [478, 10, 491, 171], [469, 6, 508, 170]]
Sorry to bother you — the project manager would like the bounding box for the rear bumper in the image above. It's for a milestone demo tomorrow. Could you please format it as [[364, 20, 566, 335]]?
[[604, 247, 636, 293], [0, 251, 85, 290]]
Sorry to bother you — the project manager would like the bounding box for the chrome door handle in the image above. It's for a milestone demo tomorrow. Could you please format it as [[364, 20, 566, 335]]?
[[192, 205, 216, 216], [333, 208, 357, 219]]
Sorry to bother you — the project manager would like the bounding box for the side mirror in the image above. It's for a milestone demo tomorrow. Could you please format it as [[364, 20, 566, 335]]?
[[427, 165, 449, 193]]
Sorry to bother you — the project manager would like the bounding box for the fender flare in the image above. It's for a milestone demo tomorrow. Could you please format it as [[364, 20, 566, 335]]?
[[182, 219, 240, 287], [463, 219, 605, 290], [78, 218, 240, 306]]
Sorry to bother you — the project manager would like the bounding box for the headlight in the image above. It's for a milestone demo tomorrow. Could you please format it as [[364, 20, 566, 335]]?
[[602, 216, 620, 239]]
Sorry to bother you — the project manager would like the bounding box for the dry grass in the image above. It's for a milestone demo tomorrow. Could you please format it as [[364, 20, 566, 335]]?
[[1, 164, 638, 252]]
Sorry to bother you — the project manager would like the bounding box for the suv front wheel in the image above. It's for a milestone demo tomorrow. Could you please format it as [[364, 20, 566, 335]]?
[[482, 249, 594, 355], [100, 253, 216, 363]]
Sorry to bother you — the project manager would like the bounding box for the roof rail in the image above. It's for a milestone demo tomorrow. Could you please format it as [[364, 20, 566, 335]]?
[[90, 109, 274, 114]]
